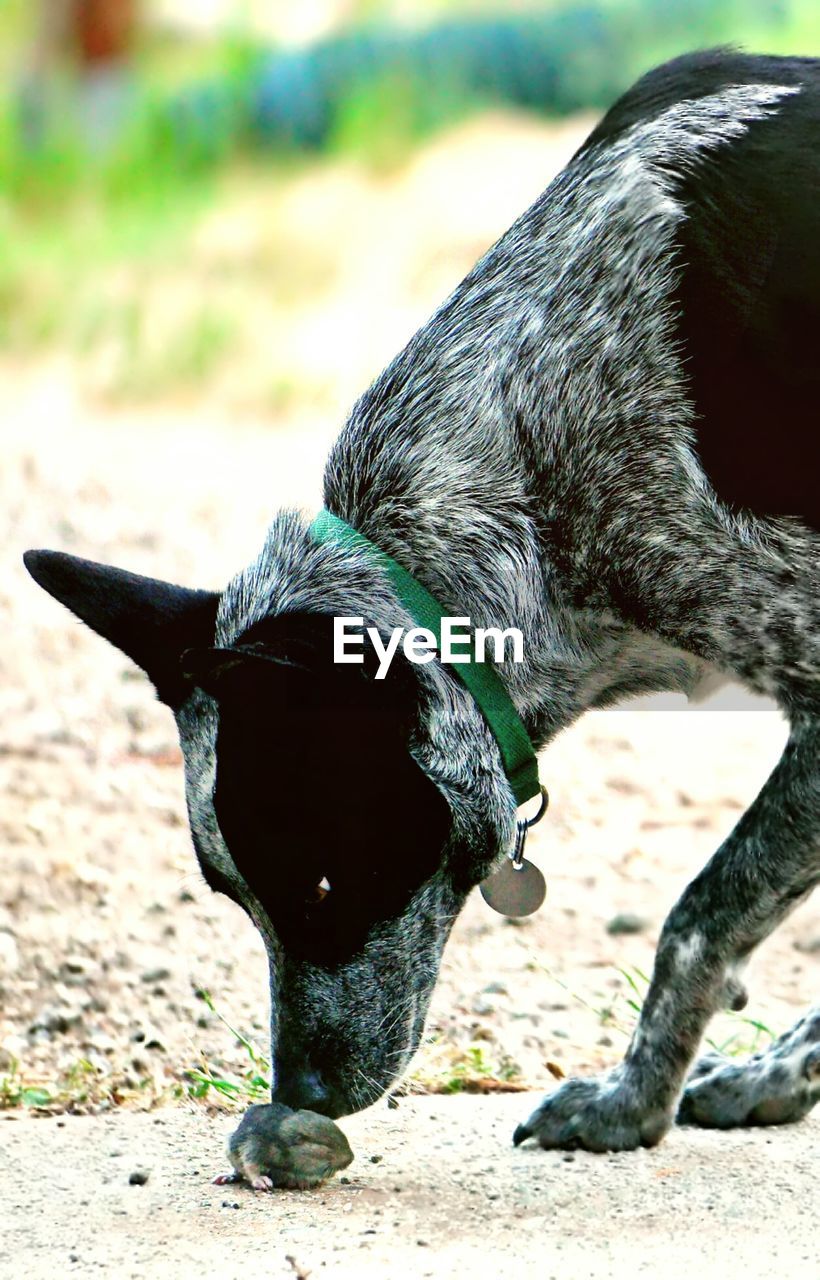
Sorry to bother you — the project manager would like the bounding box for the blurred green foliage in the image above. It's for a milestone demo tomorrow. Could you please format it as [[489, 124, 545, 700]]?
[[0, 0, 816, 399], [2, 0, 817, 212]]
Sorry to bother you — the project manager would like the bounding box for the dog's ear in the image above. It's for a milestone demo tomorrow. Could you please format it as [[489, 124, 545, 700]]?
[[23, 549, 219, 708]]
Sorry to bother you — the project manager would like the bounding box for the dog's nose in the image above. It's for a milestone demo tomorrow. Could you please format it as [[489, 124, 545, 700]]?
[[272, 1064, 336, 1115]]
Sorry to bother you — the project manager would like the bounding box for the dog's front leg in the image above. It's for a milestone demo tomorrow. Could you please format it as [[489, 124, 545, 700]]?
[[515, 714, 820, 1153]]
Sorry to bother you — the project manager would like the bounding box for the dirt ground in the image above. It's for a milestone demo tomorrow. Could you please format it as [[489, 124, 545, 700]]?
[[3, 1098, 818, 1280], [2, 389, 818, 1275], [1, 115, 818, 1277]]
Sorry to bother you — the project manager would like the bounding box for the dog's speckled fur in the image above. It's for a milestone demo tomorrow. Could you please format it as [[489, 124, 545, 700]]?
[[25, 50, 820, 1151]]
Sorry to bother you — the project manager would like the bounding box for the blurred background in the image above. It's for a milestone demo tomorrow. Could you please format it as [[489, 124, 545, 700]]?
[[1, 0, 818, 420]]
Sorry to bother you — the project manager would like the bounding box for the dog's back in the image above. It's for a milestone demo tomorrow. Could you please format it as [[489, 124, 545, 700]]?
[[578, 49, 820, 534]]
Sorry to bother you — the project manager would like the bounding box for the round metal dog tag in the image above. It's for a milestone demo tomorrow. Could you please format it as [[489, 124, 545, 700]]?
[[479, 858, 546, 917], [480, 785, 549, 917]]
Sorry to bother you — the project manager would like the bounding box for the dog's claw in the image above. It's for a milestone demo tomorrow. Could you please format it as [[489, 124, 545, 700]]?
[[803, 1046, 820, 1081], [512, 1122, 532, 1147]]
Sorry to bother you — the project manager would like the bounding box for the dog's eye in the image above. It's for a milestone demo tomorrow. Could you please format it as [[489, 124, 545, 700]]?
[[306, 876, 331, 905]]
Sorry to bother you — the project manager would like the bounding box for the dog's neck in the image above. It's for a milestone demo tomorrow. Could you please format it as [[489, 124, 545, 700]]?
[[318, 89, 782, 741]]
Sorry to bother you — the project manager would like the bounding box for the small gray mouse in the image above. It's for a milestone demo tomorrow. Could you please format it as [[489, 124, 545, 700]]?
[[212, 1102, 354, 1191]]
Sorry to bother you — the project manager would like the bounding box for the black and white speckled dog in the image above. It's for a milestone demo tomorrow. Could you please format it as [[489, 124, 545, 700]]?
[[25, 49, 820, 1153]]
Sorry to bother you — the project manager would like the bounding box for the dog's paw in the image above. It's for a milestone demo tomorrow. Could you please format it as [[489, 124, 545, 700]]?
[[678, 1017, 820, 1129], [513, 1075, 672, 1153]]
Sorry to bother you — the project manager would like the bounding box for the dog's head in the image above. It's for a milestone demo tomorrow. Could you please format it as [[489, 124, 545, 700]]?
[[24, 518, 516, 1117]]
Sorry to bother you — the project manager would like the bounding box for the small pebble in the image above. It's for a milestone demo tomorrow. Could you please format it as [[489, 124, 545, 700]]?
[[128, 1170, 149, 1185], [29, 1006, 83, 1035], [369, 1155, 383, 1164], [606, 912, 648, 936], [140, 967, 171, 984]]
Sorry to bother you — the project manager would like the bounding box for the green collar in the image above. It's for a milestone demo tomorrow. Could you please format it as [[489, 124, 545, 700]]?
[[309, 509, 541, 807]]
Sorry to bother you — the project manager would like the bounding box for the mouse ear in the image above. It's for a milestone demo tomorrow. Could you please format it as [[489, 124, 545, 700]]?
[[24, 549, 219, 708]]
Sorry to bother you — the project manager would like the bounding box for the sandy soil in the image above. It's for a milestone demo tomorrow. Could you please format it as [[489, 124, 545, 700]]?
[[1, 392, 818, 1274], [3, 1097, 818, 1280]]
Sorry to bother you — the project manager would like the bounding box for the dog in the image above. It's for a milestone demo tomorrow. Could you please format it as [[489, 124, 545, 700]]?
[[25, 48, 820, 1152]]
